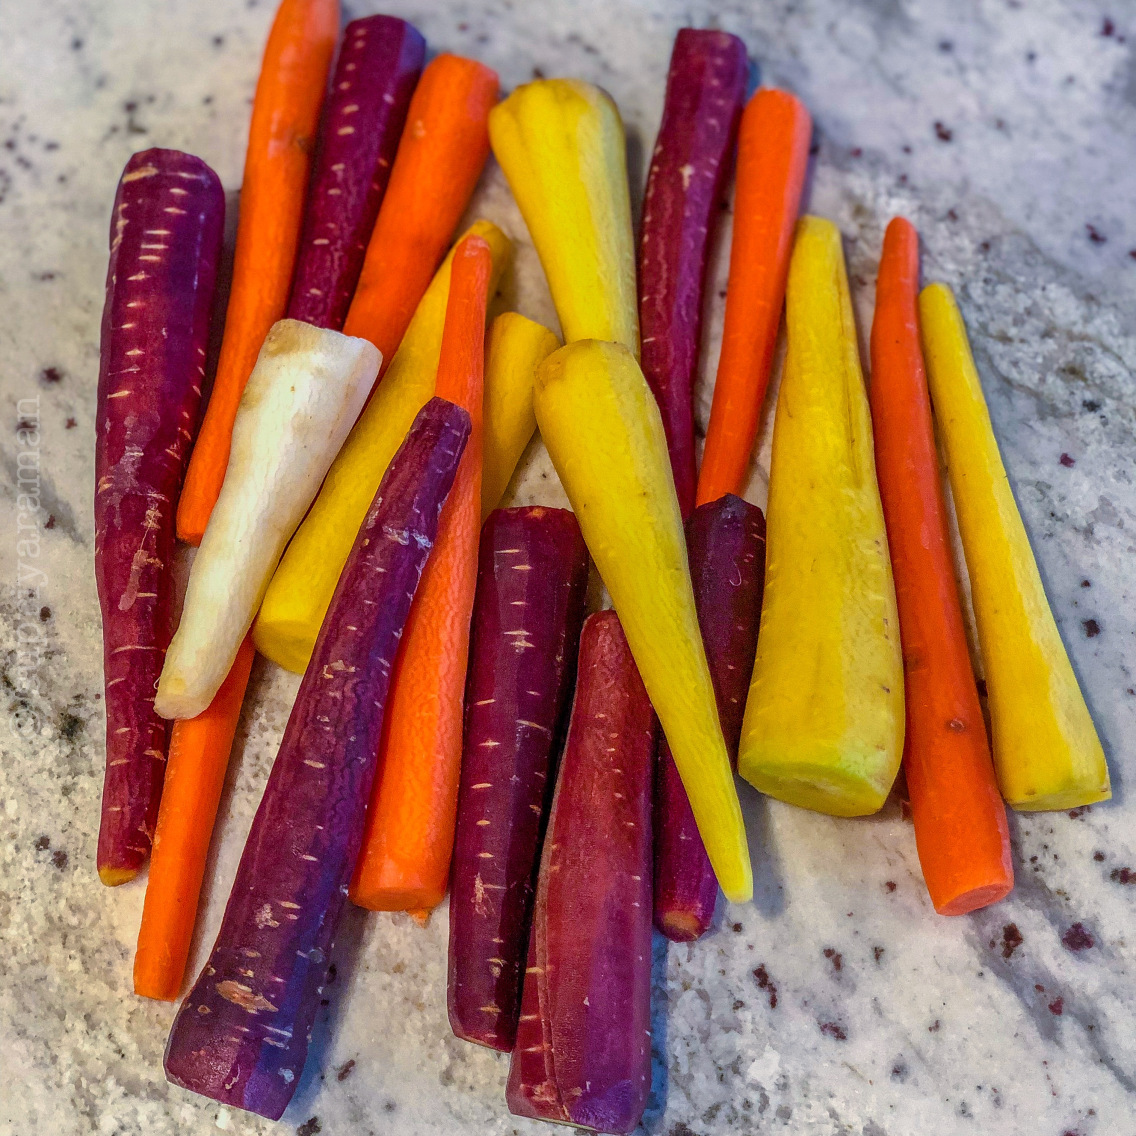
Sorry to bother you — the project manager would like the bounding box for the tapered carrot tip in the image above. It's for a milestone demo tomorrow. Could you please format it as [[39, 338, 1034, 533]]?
[[409, 909, 431, 927]]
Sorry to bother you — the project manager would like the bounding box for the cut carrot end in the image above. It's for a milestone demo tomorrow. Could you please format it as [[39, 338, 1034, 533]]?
[[657, 910, 706, 942], [99, 865, 139, 887], [934, 879, 1014, 917], [349, 884, 446, 913]]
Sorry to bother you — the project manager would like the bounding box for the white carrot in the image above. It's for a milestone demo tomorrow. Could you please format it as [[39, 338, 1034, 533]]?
[[156, 320, 379, 719]]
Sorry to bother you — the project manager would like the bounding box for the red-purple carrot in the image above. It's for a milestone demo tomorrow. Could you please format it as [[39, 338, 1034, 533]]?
[[94, 148, 224, 885], [448, 506, 590, 1052], [506, 611, 654, 1135], [653, 494, 765, 940], [286, 15, 425, 329], [638, 29, 747, 518], [164, 397, 470, 1120]]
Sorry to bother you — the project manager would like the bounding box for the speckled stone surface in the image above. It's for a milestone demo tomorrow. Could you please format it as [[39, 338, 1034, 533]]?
[[3, 1, 1136, 1134]]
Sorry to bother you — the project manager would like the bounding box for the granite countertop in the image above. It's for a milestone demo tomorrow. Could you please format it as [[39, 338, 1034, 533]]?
[[3, 1, 1135, 1134]]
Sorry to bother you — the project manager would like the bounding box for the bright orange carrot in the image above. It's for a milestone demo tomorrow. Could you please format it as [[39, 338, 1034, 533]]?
[[869, 217, 1012, 916], [177, 0, 339, 544], [695, 89, 811, 506], [350, 236, 492, 913], [342, 55, 499, 372], [133, 635, 256, 1000]]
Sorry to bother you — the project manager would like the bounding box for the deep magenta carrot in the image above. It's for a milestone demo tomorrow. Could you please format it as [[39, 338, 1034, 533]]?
[[506, 611, 654, 1134], [286, 15, 425, 329], [638, 29, 747, 518], [164, 398, 471, 1119], [176, 0, 339, 544], [696, 88, 811, 506], [448, 506, 590, 1051], [869, 216, 1012, 916], [95, 149, 224, 885], [653, 494, 765, 940]]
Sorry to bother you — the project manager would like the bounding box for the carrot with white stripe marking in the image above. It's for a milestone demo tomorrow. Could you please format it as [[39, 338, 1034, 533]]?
[[94, 148, 224, 885], [448, 506, 589, 1052], [163, 397, 470, 1120]]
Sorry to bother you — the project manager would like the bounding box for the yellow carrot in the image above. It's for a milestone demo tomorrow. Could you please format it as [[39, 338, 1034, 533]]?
[[252, 221, 511, 673], [533, 339, 751, 904], [919, 283, 1110, 810], [480, 313, 560, 518], [489, 80, 638, 355], [738, 217, 904, 816]]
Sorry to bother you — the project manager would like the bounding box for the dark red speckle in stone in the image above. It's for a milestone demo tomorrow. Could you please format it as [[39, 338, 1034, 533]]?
[[1083, 619, 1100, 638], [1086, 224, 1107, 244], [1059, 452, 1075, 467], [1110, 867, 1136, 884], [1000, 923, 1024, 958], [1062, 923, 1095, 952], [753, 965, 778, 1009], [296, 1118, 321, 1136], [1048, 997, 1064, 1015], [336, 1059, 355, 1082], [819, 1021, 847, 1041], [1102, 17, 1115, 36], [934, 121, 953, 141], [823, 948, 843, 972], [40, 366, 62, 384], [885, 880, 897, 893], [1093, 851, 1106, 862], [44, 515, 55, 529], [928, 1019, 941, 1032], [873, 946, 885, 962], [65, 417, 76, 429], [51, 850, 68, 869]]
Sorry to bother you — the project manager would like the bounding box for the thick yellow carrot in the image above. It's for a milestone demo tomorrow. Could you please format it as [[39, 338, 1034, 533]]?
[[252, 221, 511, 673], [919, 283, 1110, 810], [489, 80, 639, 355], [533, 339, 751, 904], [480, 313, 560, 518], [738, 217, 904, 816]]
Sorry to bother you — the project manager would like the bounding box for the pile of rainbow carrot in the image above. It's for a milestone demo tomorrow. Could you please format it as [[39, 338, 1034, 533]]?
[[91, 0, 1111, 1129]]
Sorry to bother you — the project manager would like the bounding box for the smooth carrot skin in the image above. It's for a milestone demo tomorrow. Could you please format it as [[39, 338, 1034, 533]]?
[[133, 636, 255, 1001], [869, 219, 1012, 916], [176, 0, 338, 544], [343, 55, 499, 370], [350, 236, 493, 912], [696, 89, 811, 507], [919, 283, 1110, 811]]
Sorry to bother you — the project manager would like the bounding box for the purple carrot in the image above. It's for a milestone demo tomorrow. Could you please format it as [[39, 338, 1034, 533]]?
[[448, 506, 590, 1052], [654, 494, 765, 940], [163, 397, 470, 1120], [94, 148, 224, 885], [637, 28, 747, 518], [507, 611, 654, 1135], [286, 15, 425, 329]]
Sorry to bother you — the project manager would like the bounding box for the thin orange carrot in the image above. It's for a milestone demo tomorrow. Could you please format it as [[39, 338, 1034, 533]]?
[[695, 88, 811, 507], [869, 217, 1012, 916], [342, 54, 499, 372], [176, 0, 339, 545], [134, 635, 256, 1000], [350, 235, 492, 913]]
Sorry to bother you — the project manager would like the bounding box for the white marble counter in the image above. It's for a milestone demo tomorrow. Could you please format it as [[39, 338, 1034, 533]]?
[[2, 1, 1135, 1134]]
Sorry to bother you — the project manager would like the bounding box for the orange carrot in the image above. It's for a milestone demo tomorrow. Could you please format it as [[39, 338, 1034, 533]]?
[[350, 235, 492, 912], [869, 217, 1013, 916], [342, 55, 499, 372], [133, 635, 256, 1000], [695, 89, 811, 506], [176, 0, 339, 544]]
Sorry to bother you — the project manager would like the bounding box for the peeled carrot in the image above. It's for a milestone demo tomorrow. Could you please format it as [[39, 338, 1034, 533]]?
[[350, 235, 492, 913], [176, 0, 339, 544], [868, 218, 1012, 916], [133, 636, 255, 1000], [342, 54, 499, 370], [695, 89, 811, 507]]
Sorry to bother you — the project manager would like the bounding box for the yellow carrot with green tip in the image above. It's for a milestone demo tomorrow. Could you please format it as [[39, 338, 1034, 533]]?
[[533, 338, 752, 904], [489, 79, 639, 356], [919, 283, 1110, 811], [253, 221, 511, 673], [739, 217, 905, 816]]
